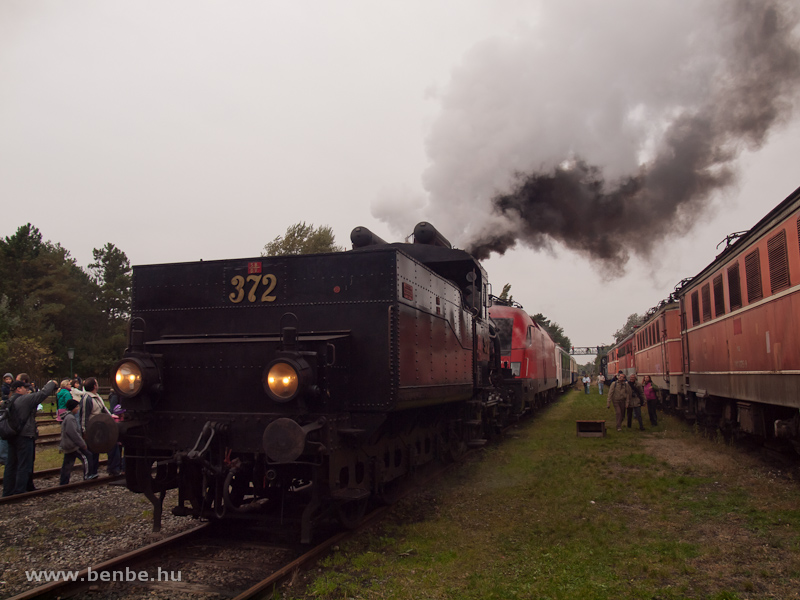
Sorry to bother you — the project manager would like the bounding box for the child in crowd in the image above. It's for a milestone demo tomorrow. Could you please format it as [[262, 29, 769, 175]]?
[[59, 399, 91, 484]]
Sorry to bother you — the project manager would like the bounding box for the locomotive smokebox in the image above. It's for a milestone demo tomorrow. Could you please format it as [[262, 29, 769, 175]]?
[[350, 226, 388, 248], [413, 222, 452, 248]]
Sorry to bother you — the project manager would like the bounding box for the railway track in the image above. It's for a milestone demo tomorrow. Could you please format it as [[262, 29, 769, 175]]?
[[5, 445, 461, 599], [0, 473, 123, 506], [0, 459, 109, 485], [33, 433, 61, 446], [6, 504, 394, 600]]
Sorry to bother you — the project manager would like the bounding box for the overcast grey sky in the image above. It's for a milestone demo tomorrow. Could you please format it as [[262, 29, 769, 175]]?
[[2, 0, 798, 352]]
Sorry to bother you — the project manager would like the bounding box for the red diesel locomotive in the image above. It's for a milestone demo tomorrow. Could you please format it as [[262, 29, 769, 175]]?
[[488, 300, 564, 416]]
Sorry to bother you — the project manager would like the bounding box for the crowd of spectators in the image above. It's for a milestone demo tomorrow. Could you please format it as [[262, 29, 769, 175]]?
[[1, 372, 125, 496]]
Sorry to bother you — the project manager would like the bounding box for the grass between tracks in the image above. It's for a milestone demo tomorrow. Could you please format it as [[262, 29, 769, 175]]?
[[281, 388, 800, 600]]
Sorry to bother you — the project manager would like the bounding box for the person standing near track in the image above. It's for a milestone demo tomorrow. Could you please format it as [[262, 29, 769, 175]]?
[[606, 371, 630, 432], [56, 379, 72, 422], [59, 399, 90, 484], [597, 373, 605, 395], [626, 373, 646, 431], [78, 377, 109, 479], [2, 378, 57, 497], [642, 375, 658, 426]]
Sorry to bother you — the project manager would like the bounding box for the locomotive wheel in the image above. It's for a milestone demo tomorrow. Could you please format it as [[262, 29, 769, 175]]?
[[337, 497, 369, 529]]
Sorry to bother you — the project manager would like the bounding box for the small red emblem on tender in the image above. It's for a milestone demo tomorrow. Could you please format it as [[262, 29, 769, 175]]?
[[248, 262, 262, 274]]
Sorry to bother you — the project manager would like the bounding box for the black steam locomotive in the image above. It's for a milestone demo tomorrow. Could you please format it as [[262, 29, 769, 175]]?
[[89, 223, 531, 541]]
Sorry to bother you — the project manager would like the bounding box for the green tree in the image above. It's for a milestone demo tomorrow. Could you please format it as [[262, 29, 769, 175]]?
[[0, 224, 133, 380], [262, 222, 344, 256], [498, 283, 514, 304], [530, 312, 572, 352], [0, 223, 48, 312], [3, 336, 56, 381], [89, 243, 132, 321], [613, 313, 643, 343]]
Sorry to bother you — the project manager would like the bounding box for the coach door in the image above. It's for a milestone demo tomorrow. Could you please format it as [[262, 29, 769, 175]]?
[[680, 296, 691, 396], [660, 313, 669, 384]]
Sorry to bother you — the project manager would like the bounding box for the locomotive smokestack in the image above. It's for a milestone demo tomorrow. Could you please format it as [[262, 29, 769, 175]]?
[[413, 222, 452, 248], [350, 226, 388, 248]]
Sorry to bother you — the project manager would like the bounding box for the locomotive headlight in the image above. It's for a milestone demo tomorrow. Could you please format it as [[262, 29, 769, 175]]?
[[267, 362, 299, 399], [111, 355, 160, 400], [263, 356, 313, 403], [115, 360, 143, 396]]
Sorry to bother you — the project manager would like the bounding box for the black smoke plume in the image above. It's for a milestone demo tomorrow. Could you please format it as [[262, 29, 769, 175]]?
[[466, 1, 800, 266]]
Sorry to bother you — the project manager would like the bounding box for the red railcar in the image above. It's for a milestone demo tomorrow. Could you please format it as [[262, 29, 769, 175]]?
[[489, 301, 559, 415], [606, 333, 636, 378], [633, 301, 684, 403], [676, 185, 800, 445]]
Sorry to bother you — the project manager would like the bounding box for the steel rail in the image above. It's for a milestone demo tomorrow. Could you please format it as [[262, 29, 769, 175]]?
[[0, 460, 109, 485], [0, 473, 124, 506], [5, 523, 211, 600]]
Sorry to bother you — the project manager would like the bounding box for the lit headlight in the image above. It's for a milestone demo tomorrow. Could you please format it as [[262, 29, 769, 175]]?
[[114, 360, 143, 397], [266, 361, 299, 400]]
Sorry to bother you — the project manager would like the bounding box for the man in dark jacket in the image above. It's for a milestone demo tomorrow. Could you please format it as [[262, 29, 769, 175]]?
[[2, 378, 57, 497]]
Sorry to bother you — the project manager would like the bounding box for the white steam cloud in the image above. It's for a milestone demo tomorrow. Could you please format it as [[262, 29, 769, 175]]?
[[373, 0, 800, 267]]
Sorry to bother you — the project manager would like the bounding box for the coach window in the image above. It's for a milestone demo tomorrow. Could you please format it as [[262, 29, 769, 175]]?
[[744, 249, 763, 303], [713, 274, 725, 317], [691, 291, 700, 326], [701, 284, 712, 322], [797, 216, 800, 256], [728, 263, 743, 310], [767, 229, 790, 294]]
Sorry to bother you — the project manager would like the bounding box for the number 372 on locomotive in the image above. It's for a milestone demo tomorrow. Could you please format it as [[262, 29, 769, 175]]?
[[227, 261, 278, 304]]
